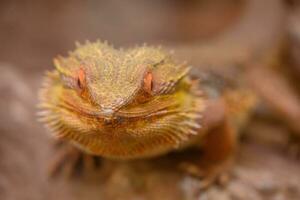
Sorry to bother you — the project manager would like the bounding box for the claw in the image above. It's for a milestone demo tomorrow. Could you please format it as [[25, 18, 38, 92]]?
[[178, 158, 233, 189]]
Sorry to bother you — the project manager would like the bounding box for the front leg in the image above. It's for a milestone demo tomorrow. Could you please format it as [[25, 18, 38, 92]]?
[[48, 140, 101, 178], [179, 98, 237, 188], [180, 119, 236, 188]]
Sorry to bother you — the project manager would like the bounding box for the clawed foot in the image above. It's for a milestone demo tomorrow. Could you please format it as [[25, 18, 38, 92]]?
[[178, 158, 233, 189], [177, 115, 236, 189], [48, 141, 101, 178]]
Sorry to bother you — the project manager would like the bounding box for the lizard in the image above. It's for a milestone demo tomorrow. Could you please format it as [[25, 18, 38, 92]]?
[[38, 40, 256, 186], [38, 0, 298, 186]]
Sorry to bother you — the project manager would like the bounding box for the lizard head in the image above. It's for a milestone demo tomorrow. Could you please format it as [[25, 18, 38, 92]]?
[[38, 41, 205, 159]]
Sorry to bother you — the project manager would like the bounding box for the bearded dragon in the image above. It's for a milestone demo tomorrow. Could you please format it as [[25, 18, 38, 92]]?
[[38, 41, 255, 184], [38, 0, 291, 185]]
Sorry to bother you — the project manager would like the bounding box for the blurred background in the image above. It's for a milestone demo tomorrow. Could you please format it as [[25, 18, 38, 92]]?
[[1, 0, 300, 200], [0, 0, 243, 70]]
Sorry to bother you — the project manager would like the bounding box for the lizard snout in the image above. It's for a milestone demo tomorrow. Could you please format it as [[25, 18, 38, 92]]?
[[101, 108, 115, 118]]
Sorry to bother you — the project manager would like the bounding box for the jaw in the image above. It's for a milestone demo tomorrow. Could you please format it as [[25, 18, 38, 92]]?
[[53, 94, 205, 160]]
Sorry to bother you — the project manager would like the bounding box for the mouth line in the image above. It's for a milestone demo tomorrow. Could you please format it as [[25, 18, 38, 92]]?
[[59, 98, 179, 120]]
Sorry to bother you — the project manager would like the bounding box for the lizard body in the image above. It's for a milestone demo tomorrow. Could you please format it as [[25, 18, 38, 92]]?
[[38, 0, 290, 181]]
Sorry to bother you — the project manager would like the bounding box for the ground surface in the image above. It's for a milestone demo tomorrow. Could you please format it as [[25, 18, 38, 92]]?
[[0, 1, 300, 200]]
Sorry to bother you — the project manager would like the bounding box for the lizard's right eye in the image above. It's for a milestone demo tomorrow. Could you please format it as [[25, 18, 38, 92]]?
[[77, 68, 85, 90]]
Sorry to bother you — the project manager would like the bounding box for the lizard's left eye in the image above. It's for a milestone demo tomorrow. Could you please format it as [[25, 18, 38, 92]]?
[[143, 72, 153, 94]]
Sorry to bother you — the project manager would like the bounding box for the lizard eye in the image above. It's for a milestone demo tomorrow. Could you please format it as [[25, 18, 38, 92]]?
[[143, 72, 153, 94], [76, 68, 85, 90]]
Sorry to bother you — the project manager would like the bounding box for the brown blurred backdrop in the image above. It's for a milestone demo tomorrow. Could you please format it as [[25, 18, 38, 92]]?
[[0, 0, 240, 71], [1, 1, 300, 200]]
